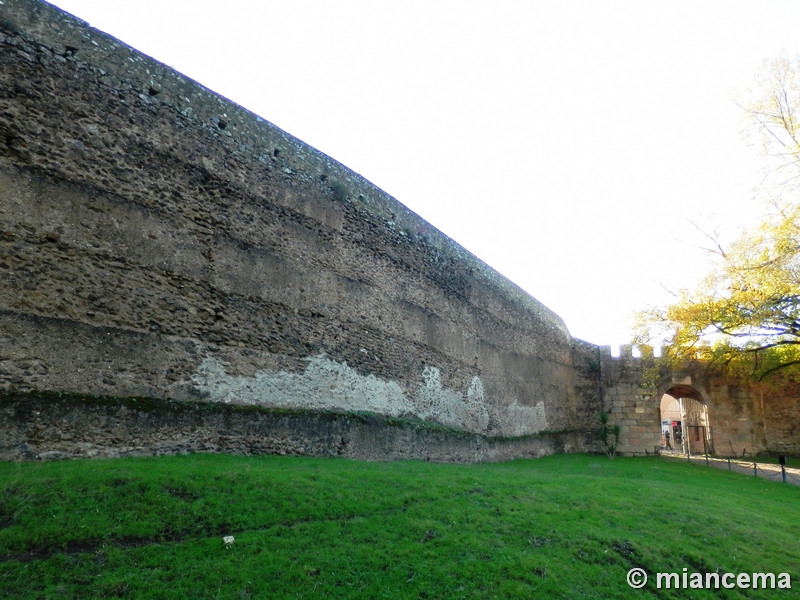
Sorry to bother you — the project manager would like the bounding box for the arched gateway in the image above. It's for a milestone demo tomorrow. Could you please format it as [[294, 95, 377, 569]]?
[[597, 344, 797, 458], [660, 385, 712, 455]]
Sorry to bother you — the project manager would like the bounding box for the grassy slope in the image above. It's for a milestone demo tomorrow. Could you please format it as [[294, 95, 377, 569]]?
[[1, 454, 798, 599]]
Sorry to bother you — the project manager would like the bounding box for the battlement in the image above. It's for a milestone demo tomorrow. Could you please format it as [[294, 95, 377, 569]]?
[[598, 344, 668, 359]]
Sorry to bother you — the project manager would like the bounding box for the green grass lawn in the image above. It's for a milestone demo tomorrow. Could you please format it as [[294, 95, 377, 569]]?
[[1, 453, 798, 599]]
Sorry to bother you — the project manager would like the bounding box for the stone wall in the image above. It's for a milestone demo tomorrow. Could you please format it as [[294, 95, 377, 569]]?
[[594, 345, 662, 456], [761, 382, 800, 455], [582, 344, 800, 458], [0, 390, 584, 463], [1, 0, 795, 463], [0, 0, 590, 451]]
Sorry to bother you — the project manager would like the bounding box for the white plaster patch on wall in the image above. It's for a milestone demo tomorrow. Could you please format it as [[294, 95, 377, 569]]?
[[190, 355, 412, 415], [491, 400, 548, 437], [467, 376, 484, 404], [190, 356, 545, 436], [416, 367, 490, 433]]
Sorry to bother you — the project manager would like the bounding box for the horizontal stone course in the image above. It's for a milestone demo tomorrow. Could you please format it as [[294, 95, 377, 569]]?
[[0, 0, 587, 451], [0, 0, 796, 463], [0, 391, 582, 463]]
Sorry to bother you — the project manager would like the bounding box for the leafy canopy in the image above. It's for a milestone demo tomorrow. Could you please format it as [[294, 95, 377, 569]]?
[[635, 55, 800, 380]]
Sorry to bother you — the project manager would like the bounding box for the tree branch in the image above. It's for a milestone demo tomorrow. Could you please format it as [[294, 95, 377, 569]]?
[[757, 359, 800, 380]]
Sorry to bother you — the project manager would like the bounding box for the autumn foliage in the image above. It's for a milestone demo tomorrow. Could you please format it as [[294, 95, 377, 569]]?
[[636, 56, 800, 380]]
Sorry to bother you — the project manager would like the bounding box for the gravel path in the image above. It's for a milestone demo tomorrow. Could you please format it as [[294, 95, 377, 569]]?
[[661, 452, 800, 486]]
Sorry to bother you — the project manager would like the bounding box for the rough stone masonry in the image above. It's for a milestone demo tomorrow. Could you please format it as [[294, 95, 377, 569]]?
[[1, 0, 795, 461], [0, 0, 599, 460]]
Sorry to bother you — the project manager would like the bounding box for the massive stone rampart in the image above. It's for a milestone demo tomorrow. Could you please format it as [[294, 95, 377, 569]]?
[[0, 0, 592, 458], [5, 1, 791, 463]]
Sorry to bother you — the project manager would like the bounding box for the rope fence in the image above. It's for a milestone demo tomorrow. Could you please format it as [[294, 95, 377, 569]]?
[[756, 465, 783, 480], [661, 452, 800, 487]]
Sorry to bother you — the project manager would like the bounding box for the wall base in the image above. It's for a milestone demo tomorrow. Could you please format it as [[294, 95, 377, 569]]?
[[0, 391, 588, 464]]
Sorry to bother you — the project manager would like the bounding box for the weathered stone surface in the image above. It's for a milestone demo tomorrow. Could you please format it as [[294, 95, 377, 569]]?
[[0, 0, 796, 462], [585, 346, 800, 457], [0, 391, 583, 463], [0, 0, 584, 448]]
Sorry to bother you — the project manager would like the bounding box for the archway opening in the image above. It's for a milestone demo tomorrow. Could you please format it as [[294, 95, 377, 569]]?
[[660, 385, 712, 455]]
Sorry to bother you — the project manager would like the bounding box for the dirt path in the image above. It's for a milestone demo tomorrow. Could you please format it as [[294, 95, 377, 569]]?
[[662, 452, 800, 486]]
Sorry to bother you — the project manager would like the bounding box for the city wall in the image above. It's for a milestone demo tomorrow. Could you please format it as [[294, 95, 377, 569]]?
[[0, 0, 796, 462], [0, 0, 594, 461], [596, 345, 800, 457]]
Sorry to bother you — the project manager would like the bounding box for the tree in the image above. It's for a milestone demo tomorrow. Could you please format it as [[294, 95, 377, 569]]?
[[738, 54, 800, 195], [635, 55, 800, 380]]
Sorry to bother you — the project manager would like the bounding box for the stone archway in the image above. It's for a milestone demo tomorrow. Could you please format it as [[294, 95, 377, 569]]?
[[660, 385, 712, 455]]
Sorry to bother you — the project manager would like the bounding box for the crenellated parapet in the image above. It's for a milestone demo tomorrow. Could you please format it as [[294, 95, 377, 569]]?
[[574, 341, 798, 457]]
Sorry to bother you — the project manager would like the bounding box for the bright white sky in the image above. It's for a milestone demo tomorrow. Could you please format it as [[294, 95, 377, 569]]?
[[46, 0, 800, 347]]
